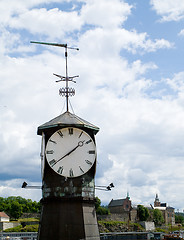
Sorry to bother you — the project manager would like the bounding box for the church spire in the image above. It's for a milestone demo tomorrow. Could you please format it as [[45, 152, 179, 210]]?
[[155, 193, 159, 201], [127, 191, 130, 200], [154, 193, 160, 207]]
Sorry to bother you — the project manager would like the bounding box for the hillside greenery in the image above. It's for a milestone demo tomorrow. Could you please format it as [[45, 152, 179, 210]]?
[[175, 214, 184, 224], [4, 224, 39, 232], [95, 197, 109, 215], [0, 196, 41, 220], [98, 220, 144, 233]]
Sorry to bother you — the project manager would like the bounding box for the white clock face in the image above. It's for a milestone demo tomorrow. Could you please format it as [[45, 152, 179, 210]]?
[[45, 127, 96, 178]]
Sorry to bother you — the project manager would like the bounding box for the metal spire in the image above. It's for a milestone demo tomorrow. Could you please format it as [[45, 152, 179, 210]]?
[[30, 41, 79, 112]]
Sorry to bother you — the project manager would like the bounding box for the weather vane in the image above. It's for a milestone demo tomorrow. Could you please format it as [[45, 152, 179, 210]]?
[[30, 41, 79, 112]]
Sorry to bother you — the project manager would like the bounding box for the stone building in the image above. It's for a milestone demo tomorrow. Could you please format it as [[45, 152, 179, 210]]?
[[154, 193, 167, 207], [130, 206, 138, 223], [108, 194, 131, 214], [153, 194, 175, 225], [108, 193, 134, 222], [107, 193, 175, 225]]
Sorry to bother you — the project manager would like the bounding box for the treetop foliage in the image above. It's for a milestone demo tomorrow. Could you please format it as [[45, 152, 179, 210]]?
[[152, 209, 164, 226], [95, 197, 109, 215], [137, 205, 150, 221], [175, 214, 184, 224], [0, 196, 40, 220]]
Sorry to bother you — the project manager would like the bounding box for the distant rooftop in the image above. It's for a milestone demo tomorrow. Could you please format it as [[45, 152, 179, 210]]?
[[154, 206, 166, 211], [0, 212, 9, 218], [108, 198, 127, 207]]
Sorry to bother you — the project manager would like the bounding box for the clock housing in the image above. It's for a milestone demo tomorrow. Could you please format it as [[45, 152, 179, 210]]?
[[38, 111, 99, 199]]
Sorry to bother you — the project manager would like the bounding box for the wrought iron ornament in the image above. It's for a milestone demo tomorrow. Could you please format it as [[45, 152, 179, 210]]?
[[30, 41, 79, 112]]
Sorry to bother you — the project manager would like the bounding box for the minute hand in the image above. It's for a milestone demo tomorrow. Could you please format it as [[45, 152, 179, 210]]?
[[53, 141, 85, 166]]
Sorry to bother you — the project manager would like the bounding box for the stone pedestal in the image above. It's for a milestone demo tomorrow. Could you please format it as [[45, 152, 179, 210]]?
[[38, 198, 100, 240]]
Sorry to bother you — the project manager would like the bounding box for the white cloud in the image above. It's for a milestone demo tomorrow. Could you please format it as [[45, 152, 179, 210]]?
[[8, 8, 82, 39], [178, 29, 184, 36], [80, 0, 132, 28], [79, 28, 172, 59], [150, 0, 184, 22], [0, 0, 68, 24], [164, 72, 184, 94], [0, 28, 21, 56], [0, 179, 41, 201]]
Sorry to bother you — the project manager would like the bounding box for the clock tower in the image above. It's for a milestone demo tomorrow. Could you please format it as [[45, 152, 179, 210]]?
[[33, 42, 100, 240]]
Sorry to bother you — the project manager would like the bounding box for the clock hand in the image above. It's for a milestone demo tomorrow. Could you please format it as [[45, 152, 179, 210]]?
[[52, 140, 85, 166]]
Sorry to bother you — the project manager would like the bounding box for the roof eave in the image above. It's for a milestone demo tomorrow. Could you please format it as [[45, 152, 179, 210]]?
[[37, 111, 99, 135], [37, 123, 99, 135]]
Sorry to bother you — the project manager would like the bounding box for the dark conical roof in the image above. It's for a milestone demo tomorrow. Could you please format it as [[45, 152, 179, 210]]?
[[37, 111, 99, 135]]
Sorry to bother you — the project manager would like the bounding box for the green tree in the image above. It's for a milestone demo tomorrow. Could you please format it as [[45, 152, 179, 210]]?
[[153, 209, 164, 226], [96, 206, 109, 215], [175, 215, 184, 224], [22, 204, 30, 213], [31, 201, 40, 213], [3, 203, 11, 213], [137, 205, 150, 221], [0, 197, 5, 210], [9, 201, 23, 219], [95, 197, 101, 210], [0, 196, 41, 218], [95, 197, 109, 215]]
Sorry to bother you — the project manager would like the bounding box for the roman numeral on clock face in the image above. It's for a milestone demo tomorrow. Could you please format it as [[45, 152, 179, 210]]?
[[49, 139, 57, 144], [78, 131, 83, 138], [68, 128, 73, 135], [57, 166, 63, 174], [49, 159, 56, 167], [46, 150, 54, 154], [69, 168, 74, 177], [85, 160, 92, 165], [79, 166, 84, 173], [86, 139, 92, 144], [88, 150, 95, 154], [57, 130, 63, 138]]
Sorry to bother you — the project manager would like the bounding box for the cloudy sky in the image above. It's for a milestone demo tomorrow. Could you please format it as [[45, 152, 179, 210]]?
[[1, 0, 184, 211]]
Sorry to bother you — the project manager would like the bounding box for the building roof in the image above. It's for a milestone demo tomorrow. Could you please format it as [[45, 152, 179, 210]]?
[[154, 206, 166, 211], [108, 199, 126, 207], [167, 206, 175, 210], [0, 212, 9, 218], [37, 111, 100, 135]]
